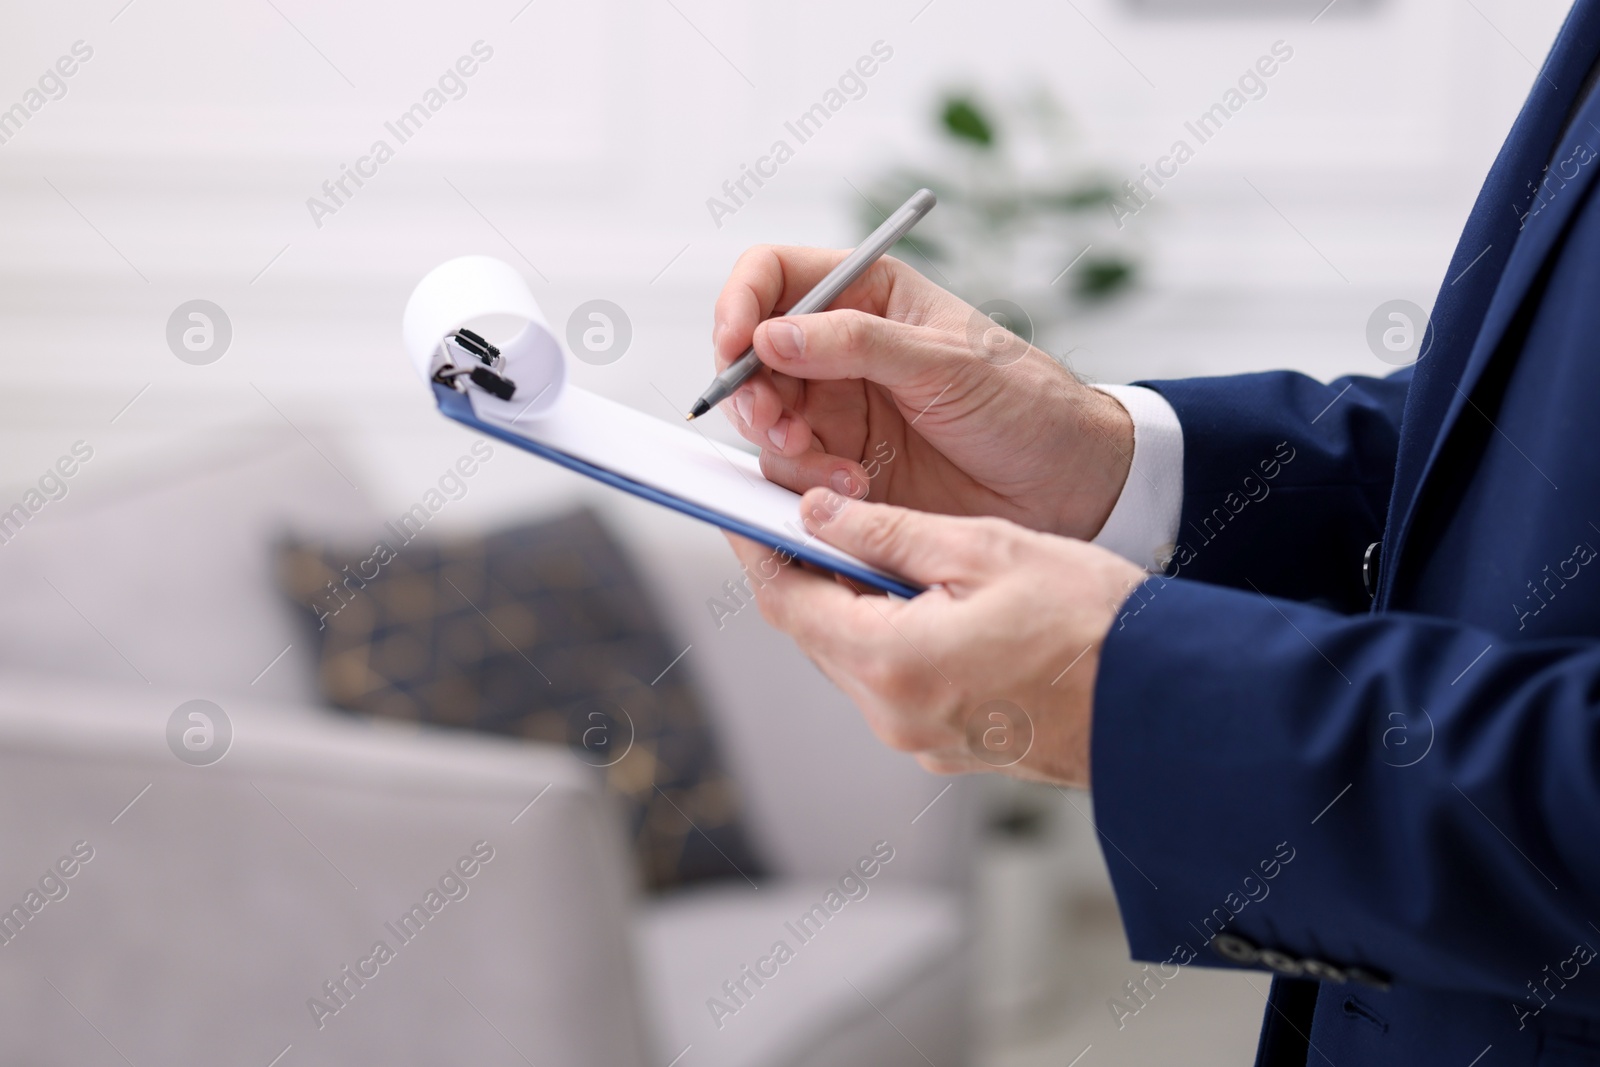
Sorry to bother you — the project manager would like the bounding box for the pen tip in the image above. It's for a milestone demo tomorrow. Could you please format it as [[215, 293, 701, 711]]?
[[686, 399, 711, 421]]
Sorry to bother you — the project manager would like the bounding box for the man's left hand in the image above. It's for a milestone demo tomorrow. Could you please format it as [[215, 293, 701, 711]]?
[[724, 490, 1148, 788]]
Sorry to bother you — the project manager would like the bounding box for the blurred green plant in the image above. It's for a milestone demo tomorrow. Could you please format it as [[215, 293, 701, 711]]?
[[941, 97, 994, 147], [861, 89, 1139, 307]]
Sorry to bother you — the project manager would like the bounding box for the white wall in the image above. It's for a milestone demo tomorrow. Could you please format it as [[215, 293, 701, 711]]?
[[0, 0, 1572, 523]]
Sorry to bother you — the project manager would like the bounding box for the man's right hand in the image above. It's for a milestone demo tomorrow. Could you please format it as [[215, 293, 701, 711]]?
[[712, 245, 1136, 540]]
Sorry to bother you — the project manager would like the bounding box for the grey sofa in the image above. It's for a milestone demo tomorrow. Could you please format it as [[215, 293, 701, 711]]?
[[0, 426, 974, 1067]]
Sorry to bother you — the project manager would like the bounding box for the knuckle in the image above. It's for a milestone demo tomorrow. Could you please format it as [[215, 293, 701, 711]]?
[[878, 725, 922, 754], [732, 244, 784, 289], [855, 653, 896, 694], [731, 244, 772, 276], [758, 243, 790, 270], [861, 651, 926, 706], [858, 652, 903, 695], [833, 309, 877, 356], [918, 753, 968, 777], [969, 518, 1026, 569], [873, 712, 929, 754], [854, 507, 907, 558], [878, 254, 917, 286]]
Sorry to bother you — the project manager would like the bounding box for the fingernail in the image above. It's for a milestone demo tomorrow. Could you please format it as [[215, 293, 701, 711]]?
[[767, 419, 789, 449], [734, 391, 753, 425], [767, 320, 805, 360], [830, 469, 858, 497]]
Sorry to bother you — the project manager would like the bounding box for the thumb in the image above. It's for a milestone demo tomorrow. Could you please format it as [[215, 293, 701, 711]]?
[[799, 489, 1001, 588]]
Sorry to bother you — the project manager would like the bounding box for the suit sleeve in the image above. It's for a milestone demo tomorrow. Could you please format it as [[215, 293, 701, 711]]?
[[1092, 575, 1600, 1011], [1140, 369, 1410, 613]]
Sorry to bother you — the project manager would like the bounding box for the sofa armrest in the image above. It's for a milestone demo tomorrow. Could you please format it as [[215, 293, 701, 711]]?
[[0, 672, 653, 1067]]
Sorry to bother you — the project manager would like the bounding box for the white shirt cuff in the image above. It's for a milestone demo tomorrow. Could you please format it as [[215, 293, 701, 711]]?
[[1089, 384, 1184, 573]]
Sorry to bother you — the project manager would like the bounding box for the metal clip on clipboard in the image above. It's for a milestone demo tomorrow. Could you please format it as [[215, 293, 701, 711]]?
[[430, 327, 519, 401]]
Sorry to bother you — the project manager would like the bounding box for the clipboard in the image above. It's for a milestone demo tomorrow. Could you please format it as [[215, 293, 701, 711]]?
[[404, 256, 923, 599]]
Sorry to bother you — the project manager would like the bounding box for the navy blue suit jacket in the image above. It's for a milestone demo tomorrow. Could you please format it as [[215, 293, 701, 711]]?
[[1093, 3, 1600, 1063]]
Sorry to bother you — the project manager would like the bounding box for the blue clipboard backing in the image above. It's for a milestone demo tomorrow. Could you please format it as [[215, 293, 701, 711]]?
[[433, 383, 923, 599]]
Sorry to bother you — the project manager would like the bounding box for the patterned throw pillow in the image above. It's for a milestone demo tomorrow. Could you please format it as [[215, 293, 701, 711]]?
[[277, 509, 765, 892]]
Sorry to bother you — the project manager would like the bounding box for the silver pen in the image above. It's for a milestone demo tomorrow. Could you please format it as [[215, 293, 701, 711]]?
[[685, 187, 937, 420]]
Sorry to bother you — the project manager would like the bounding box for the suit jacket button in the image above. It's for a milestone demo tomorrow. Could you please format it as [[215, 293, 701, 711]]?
[[1258, 949, 1306, 977], [1212, 934, 1260, 964]]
